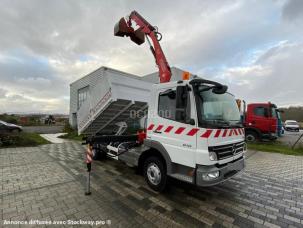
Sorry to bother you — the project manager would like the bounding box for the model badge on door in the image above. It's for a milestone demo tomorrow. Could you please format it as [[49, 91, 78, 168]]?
[[182, 144, 192, 148]]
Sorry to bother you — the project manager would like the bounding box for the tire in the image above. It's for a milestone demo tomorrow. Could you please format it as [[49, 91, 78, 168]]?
[[245, 131, 259, 142], [143, 156, 167, 192]]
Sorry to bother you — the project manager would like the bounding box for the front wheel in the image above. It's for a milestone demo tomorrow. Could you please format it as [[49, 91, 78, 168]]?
[[245, 131, 259, 142], [143, 157, 167, 192]]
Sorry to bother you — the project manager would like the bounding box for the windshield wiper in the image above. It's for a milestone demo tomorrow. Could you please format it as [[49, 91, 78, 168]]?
[[203, 119, 231, 128], [228, 120, 243, 128], [203, 119, 244, 129]]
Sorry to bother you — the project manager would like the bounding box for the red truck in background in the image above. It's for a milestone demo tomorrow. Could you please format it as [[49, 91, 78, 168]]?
[[237, 100, 278, 142]]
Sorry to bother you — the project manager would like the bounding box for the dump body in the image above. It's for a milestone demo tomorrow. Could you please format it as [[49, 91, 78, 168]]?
[[76, 67, 152, 135]]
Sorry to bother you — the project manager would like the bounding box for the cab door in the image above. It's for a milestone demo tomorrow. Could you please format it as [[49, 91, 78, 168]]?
[[147, 85, 197, 168], [250, 105, 270, 133]]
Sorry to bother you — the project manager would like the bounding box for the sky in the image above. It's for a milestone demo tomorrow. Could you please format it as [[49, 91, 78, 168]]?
[[0, 0, 302, 114]]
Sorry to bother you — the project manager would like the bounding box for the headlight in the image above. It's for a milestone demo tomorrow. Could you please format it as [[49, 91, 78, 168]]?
[[202, 171, 220, 181], [209, 152, 217, 161]]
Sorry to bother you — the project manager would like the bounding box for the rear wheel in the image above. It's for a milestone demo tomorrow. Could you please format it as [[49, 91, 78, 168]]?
[[143, 156, 167, 192], [245, 131, 259, 142]]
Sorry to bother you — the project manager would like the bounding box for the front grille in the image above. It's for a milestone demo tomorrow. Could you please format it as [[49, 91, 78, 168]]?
[[209, 141, 245, 160]]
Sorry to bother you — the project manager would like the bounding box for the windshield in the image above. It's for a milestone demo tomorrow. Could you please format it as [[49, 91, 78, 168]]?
[[195, 85, 241, 128]]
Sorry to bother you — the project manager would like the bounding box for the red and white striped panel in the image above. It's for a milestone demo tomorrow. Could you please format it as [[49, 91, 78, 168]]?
[[147, 124, 244, 138]]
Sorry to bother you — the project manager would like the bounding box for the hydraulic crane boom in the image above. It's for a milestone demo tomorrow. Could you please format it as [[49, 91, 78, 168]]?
[[114, 11, 172, 83]]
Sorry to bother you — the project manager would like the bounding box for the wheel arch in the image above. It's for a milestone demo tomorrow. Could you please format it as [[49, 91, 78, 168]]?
[[245, 127, 261, 140], [245, 127, 261, 136], [139, 139, 172, 174]]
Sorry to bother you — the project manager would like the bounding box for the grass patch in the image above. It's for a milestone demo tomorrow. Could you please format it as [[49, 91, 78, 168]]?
[[248, 142, 303, 156], [58, 123, 83, 141], [0, 132, 50, 148]]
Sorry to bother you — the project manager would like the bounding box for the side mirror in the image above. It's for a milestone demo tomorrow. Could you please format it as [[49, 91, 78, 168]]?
[[167, 91, 176, 99], [212, 85, 228, 94], [160, 89, 176, 99], [188, 119, 195, 125], [264, 110, 269, 118]]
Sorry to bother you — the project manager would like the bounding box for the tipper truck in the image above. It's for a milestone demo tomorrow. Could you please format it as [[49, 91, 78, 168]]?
[[82, 11, 245, 192]]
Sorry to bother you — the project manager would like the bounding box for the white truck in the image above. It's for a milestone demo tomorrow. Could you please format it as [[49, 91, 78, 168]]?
[[82, 11, 245, 192]]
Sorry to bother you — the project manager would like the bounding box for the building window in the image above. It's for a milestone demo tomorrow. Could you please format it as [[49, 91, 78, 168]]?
[[78, 86, 89, 109]]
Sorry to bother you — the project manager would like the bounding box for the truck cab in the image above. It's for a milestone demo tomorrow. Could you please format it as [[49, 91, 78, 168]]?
[[244, 102, 278, 142], [141, 78, 245, 190]]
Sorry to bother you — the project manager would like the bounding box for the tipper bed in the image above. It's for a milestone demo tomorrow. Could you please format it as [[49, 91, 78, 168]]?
[[77, 68, 152, 136]]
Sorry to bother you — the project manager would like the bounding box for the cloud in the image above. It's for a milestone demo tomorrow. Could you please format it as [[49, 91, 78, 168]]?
[[218, 41, 303, 106], [0, 88, 7, 98], [0, 0, 302, 113], [0, 50, 68, 98], [282, 0, 303, 21], [1, 93, 69, 114]]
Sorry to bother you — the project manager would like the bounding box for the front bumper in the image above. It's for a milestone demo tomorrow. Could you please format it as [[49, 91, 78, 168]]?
[[196, 157, 245, 187], [285, 127, 299, 131]]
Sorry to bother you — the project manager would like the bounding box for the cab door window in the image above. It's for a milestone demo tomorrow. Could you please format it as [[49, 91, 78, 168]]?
[[158, 89, 177, 120], [158, 87, 190, 123]]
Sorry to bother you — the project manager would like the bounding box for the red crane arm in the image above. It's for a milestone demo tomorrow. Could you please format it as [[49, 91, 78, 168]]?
[[114, 11, 172, 83]]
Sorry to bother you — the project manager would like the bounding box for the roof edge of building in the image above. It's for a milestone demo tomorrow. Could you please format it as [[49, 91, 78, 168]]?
[[70, 66, 142, 86]]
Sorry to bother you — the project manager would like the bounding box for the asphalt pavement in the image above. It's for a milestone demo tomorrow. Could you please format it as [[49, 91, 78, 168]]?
[[278, 130, 303, 147]]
